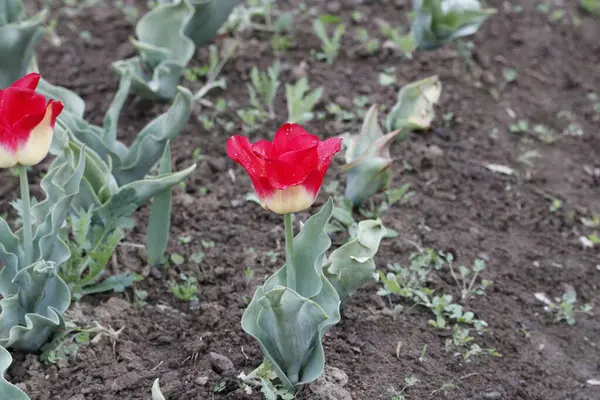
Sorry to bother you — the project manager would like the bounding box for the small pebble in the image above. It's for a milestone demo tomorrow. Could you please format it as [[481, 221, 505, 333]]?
[[209, 352, 234, 373]]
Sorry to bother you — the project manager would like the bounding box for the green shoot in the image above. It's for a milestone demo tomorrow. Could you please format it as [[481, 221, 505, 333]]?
[[247, 60, 281, 119], [168, 275, 199, 302], [60, 209, 137, 301], [312, 16, 345, 64], [536, 288, 593, 325], [285, 77, 323, 124], [194, 40, 238, 101], [445, 255, 491, 301], [580, 0, 600, 17], [380, 22, 416, 58]]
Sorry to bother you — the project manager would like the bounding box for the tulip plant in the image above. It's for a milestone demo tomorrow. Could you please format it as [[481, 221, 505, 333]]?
[[228, 124, 386, 391], [0, 0, 46, 89], [340, 76, 441, 208], [411, 0, 496, 50], [343, 105, 403, 206], [0, 74, 78, 398], [48, 73, 196, 296], [112, 0, 239, 100]]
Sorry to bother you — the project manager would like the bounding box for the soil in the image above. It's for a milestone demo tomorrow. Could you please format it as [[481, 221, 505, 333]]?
[[2, 0, 600, 399]]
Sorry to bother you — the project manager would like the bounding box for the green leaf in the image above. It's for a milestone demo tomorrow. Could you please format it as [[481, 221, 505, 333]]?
[[184, 0, 240, 47], [96, 163, 196, 223], [0, 149, 85, 297], [112, 0, 195, 101], [258, 288, 328, 386], [241, 199, 341, 390], [0, 6, 46, 89], [343, 105, 403, 205], [411, 0, 496, 50], [113, 86, 193, 184], [260, 378, 279, 400], [286, 77, 323, 124], [0, 346, 29, 399], [323, 219, 386, 302], [152, 378, 166, 400], [0, 261, 70, 352], [386, 75, 442, 132], [147, 143, 174, 267], [580, 0, 600, 17], [80, 273, 137, 297]]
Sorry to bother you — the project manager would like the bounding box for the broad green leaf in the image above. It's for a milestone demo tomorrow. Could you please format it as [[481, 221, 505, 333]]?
[[0, 346, 29, 399], [112, 0, 195, 100], [147, 143, 173, 267], [80, 273, 137, 297], [184, 0, 240, 47], [0, 261, 70, 352], [96, 164, 196, 223], [257, 288, 328, 386], [0, 5, 46, 89], [266, 199, 334, 299], [385, 75, 442, 132], [343, 105, 403, 205], [242, 199, 341, 390], [323, 219, 387, 302], [113, 87, 193, 184]]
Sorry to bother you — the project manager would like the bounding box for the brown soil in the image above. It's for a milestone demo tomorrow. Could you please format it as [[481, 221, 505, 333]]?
[[2, 0, 600, 399]]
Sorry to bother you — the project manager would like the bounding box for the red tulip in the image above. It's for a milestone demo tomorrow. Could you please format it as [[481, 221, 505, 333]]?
[[227, 123, 342, 214], [0, 73, 64, 168]]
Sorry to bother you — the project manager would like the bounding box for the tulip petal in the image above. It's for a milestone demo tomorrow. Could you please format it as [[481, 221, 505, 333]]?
[[251, 140, 274, 158], [0, 87, 47, 139], [317, 138, 343, 170], [262, 185, 316, 214], [226, 135, 273, 199], [265, 158, 310, 190], [0, 145, 18, 168], [10, 73, 41, 90], [273, 123, 319, 154], [300, 169, 327, 197], [16, 101, 62, 166]]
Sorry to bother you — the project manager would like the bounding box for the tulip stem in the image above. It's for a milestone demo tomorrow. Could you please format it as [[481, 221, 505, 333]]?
[[18, 166, 33, 266], [284, 213, 296, 291]]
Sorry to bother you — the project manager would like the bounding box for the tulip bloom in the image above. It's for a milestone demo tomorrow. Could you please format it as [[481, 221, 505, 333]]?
[[0, 73, 64, 168], [226, 123, 342, 214]]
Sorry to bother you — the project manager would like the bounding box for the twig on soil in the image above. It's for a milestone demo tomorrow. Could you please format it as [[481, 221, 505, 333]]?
[[459, 372, 479, 381], [152, 360, 164, 371], [241, 346, 250, 360]]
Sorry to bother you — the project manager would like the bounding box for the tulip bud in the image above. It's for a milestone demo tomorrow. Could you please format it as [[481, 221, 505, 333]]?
[[0, 73, 63, 168], [343, 105, 402, 206]]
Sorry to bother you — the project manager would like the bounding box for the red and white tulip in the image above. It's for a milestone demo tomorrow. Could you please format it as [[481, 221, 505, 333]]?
[[226, 123, 342, 214], [0, 73, 64, 168]]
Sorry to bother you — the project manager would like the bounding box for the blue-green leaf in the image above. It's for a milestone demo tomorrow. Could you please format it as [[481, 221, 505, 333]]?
[[0, 346, 29, 399], [323, 219, 386, 302], [147, 143, 173, 267]]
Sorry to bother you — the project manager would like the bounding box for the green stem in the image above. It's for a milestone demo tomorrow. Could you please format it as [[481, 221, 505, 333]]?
[[19, 166, 33, 266], [284, 213, 295, 291]]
